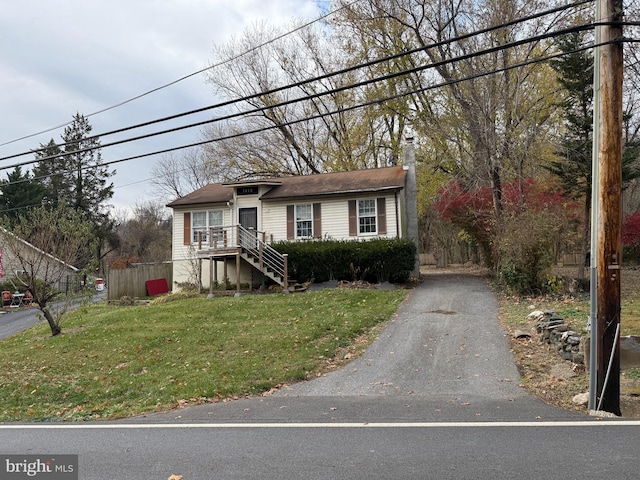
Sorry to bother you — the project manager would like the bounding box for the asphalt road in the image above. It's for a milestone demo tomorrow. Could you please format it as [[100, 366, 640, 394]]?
[[0, 290, 106, 339], [0, 305, 42, 339], [2, 274, 639, 479]]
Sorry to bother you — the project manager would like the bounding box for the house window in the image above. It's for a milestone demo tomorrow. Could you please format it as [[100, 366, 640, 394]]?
[[295, 204, 313, 238], [192, 210, 224, 243], [287, 203, 321, 240], [358, 199, 377, 234]]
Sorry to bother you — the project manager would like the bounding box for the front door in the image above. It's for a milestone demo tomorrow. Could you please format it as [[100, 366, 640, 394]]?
[[238, 208, 258, 230], [238, 207, 258, 249]]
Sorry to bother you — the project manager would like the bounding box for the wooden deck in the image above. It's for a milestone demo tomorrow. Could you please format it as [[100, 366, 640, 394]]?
[[195, 225, 288, 292]]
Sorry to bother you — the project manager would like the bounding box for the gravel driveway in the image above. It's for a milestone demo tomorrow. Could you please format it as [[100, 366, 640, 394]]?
[[275, 272, 524, 401]]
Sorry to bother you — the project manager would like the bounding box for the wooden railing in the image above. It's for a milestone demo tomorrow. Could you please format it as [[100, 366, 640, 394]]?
[[236, 225, 288, 288], [201, 225, 288, 289]]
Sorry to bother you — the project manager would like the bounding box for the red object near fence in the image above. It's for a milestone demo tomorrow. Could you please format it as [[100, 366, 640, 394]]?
[[145, 278, 169, 296]]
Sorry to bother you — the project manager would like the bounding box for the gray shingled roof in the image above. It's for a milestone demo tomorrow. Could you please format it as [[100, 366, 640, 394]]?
[[166, 166, 406, 207], [166, 183, 234, 207]]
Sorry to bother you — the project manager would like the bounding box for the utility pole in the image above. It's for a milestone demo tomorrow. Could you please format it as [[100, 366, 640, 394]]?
[[594, 0, 624, 416], [588, 0, 602, 413]]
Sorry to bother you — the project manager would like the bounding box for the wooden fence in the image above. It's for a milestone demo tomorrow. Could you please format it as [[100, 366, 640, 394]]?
[[106, 262, 172, 301], [419, 253, 436, 265], [561, 253, 585, 266]]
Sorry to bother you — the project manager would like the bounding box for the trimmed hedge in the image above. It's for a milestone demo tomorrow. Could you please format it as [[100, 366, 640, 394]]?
[[272, 238, 417, 284]]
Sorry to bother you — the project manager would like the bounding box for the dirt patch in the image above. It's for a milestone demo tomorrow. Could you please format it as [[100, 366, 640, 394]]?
[[499, 268, 640, 418], [503, 322, 591, 414], [503, 317, 640, 417]]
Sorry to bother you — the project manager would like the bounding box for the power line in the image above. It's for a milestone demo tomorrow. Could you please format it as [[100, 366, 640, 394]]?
[[0, 0, 596, 166], [1, 38, 612, 205], [0, 20, 601, 173], [2, 34, 624, 198], [0, 7, 637, 214], [0, 0, 363, 149]]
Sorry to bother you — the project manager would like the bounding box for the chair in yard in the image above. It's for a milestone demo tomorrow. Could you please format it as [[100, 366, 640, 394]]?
[[22, 291, 33, 307], [2, 291, 12, 308]]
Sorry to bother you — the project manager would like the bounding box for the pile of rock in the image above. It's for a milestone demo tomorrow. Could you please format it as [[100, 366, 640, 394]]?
[[527, 310, 585, 364]]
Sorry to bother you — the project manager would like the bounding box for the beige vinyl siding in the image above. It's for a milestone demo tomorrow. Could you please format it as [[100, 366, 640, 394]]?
[[171, 191, 402, 291], [0, 231, 79, 283], [261, 192, 400, 242], [172, 207, 186, 261], [261, 202, 288, 242], [171, 205, 233, 290], [321, 198, 351, 239]]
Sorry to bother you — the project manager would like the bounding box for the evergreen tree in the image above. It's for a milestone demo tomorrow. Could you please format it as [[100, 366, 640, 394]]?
[[34, 113, 115, 223], [0, 166, 45, 226], [33, 139, 65, 207], [33, 113, 116, 269], [548, 32, 640, 276], [547, 32, 594, 203]]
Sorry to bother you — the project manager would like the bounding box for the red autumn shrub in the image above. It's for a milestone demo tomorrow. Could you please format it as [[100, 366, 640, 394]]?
[[622, 211, 640, 245], [434, 178, 579, 269]]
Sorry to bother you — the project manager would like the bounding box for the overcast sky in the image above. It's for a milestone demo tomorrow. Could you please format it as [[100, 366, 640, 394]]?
[[0, 0, 322, 215]]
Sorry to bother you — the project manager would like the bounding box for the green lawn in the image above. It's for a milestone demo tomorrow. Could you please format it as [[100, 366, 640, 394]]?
[[0, 289, 407, 422]]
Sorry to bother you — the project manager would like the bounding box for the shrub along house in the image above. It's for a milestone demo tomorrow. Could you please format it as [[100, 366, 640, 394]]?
[[167, 164, 416, 294]]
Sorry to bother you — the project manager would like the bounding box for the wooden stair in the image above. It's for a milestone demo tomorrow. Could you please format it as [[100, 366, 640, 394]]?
[[237, 225, 290, 290]]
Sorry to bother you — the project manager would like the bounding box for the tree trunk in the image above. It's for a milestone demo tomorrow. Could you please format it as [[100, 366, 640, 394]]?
[[42, 307, 61, 336]]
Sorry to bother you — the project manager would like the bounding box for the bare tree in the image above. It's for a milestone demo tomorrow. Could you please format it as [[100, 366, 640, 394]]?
[[114, 200, 172, 263], [1, 203, 95, 336], [336, 0, 569, 267], [150, 147, 226, 201], [203, 19, 405, 177]]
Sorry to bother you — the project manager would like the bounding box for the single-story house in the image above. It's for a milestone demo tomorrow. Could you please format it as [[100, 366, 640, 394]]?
[[0, 228, 80, 292], [167, 165, 415, 293]]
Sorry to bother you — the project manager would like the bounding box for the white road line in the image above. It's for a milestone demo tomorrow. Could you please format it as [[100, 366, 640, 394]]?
[[0, 420, 639, 429]]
